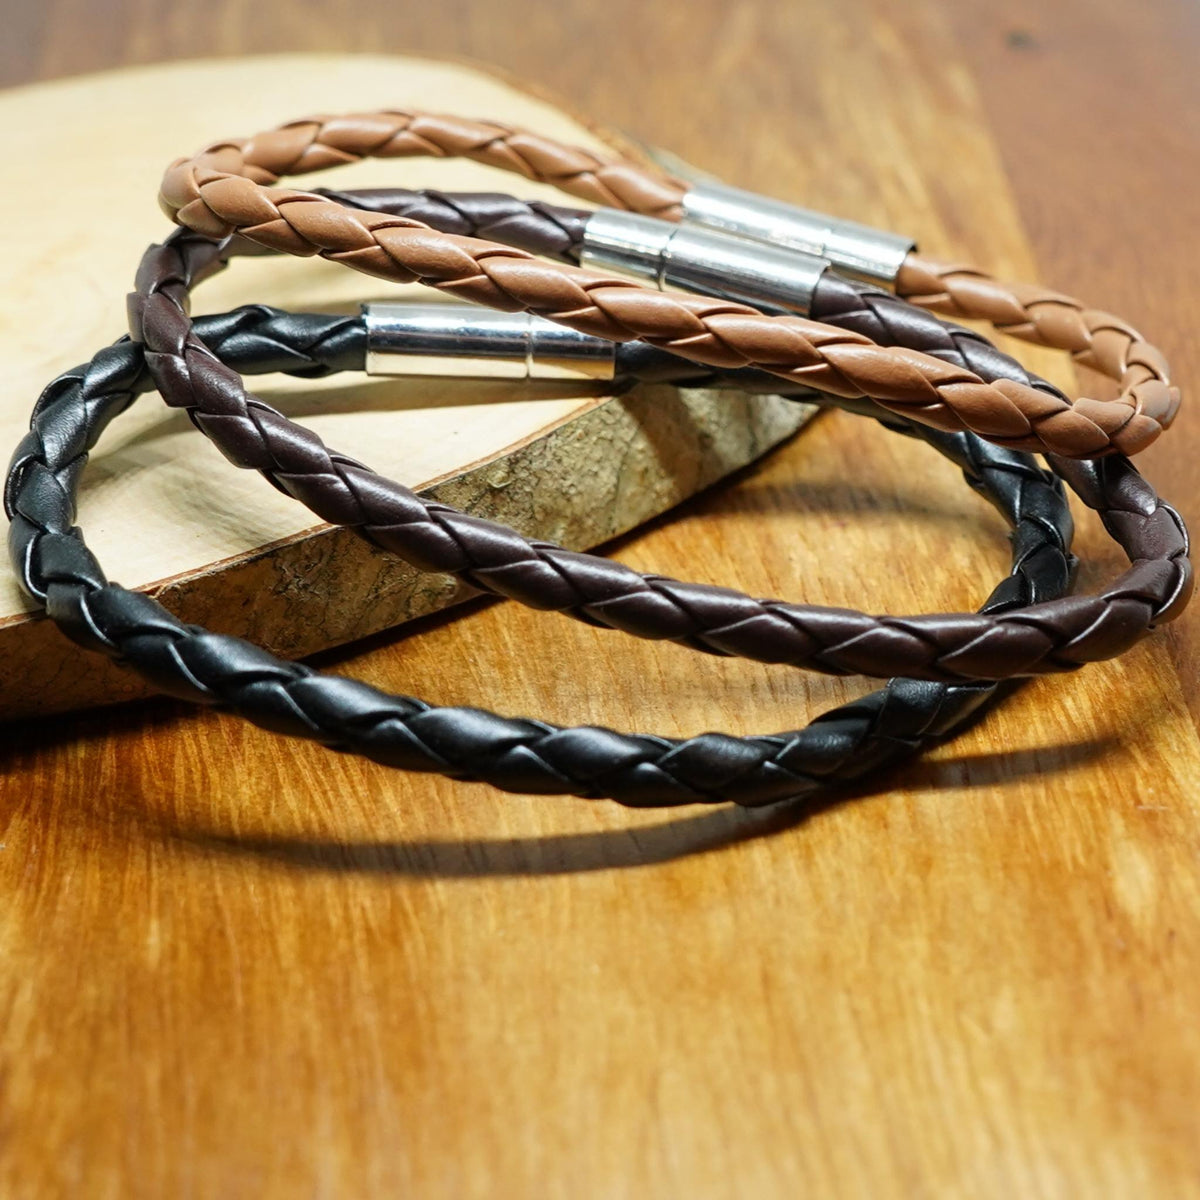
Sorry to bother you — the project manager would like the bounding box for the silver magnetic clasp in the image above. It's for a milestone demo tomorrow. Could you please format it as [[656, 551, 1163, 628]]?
[[680, 181, 914, 289], [579, 210, 827, 315], [363, 304, 616, 381]]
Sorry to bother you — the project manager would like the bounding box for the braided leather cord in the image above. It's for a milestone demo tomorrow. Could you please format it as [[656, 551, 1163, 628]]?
[[8, 305, 1072, 806], [130, 226, 1190, 683], [188, 111, 689, 218], [894, 256, 1178, 430], [316, 186, 589, 261], [158, 112, 1174, 458]]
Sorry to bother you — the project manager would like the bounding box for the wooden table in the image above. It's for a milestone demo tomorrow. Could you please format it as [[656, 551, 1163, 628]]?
[[2, 2, 1198, 1195]]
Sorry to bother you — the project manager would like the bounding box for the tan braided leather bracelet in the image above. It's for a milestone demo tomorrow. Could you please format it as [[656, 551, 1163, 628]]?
[[159, 111, 1177, 459]]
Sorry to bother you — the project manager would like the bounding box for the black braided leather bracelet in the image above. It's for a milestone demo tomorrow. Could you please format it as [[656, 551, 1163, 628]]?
[[131, 223, 1191, 682], [8, 303, 1071, 807]]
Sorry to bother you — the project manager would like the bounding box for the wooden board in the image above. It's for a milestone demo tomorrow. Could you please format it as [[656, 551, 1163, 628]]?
[[0, 54, 810, 719], [3, 3, 1200, 1198]]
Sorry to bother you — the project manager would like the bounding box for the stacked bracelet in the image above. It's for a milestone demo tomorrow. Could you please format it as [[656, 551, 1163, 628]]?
[[5, 111, 1187, 807]]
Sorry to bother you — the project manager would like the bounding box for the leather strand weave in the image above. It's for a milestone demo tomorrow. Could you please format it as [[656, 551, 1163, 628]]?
[[191, 112, 689, 219], [894, 257, 1176, 429], [158, 112, 1177, 458], [316, 186, 590, 260], [7, 304, 1071, 807], [130, 226, 1191, 683]]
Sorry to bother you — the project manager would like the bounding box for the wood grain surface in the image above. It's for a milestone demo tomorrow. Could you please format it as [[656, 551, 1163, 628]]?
[[2, 1, 1199, 1197]]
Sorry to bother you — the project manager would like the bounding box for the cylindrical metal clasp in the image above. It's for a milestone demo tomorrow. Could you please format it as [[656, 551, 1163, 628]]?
[[680, 181, 914, 288], [363, 304, 616, 381], [579, 209, 827, 314]]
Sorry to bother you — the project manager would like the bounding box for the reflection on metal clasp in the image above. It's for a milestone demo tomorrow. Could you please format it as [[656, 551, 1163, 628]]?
[[579, 209, 828, 314], [680, 180, 914, 288], [363, 304, 617, 381]]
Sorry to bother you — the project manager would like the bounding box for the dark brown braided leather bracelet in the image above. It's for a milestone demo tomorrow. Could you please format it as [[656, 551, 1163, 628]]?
[[8, 292, 1072, 807], [130, 211, 1191, 682]]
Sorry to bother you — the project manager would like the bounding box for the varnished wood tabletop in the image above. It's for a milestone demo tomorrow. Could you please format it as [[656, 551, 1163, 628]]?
[[2, 2, 1199, 1196]]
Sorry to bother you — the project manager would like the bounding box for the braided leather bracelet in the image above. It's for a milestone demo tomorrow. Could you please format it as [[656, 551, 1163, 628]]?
[[158, 111, 1177, 458], [8, 300, 1073, 806], [130, 218, 1190, 682]]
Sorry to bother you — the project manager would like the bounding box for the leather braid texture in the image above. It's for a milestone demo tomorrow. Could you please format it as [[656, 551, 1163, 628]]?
[[158, 110, 1175, 458], [8, 306, 1073, 808], [172, 112, 687, 219], [895, 255, 1177, 431], [315, 186, 589, 261], [130, 226, 1191, 683]]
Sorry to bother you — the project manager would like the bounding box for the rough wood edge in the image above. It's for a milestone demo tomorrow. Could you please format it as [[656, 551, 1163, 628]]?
[[2, 387, 813, 720]]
